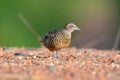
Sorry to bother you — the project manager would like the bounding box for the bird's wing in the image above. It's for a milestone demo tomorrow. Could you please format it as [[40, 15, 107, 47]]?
[[44, 29, 60, 38]]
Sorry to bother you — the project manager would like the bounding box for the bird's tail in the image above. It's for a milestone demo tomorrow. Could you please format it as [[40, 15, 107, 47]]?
[[40, 39, 43, 42], [19, 13, 42, 43]]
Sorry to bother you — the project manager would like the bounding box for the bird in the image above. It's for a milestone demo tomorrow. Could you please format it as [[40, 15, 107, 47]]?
[[41, 23, 81, 58], [20, 15, 80, 58]]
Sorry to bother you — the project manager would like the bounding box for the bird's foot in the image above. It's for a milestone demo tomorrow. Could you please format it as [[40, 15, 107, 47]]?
[[53, 51, 60, 59]]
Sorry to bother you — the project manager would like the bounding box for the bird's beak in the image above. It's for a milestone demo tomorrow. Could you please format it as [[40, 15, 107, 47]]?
[[75, 27, 81, 31]]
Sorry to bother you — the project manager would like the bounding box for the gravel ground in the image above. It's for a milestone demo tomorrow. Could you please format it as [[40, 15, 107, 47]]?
[[0, 47, 120, 80]]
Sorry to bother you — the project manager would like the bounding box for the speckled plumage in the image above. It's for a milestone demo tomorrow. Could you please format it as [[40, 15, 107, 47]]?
[[43, 29, 71, 51], [41, 23, 80, 58]]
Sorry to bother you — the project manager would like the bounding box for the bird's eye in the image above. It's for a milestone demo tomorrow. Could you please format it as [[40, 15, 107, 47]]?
[[69, 25, 73, 28]]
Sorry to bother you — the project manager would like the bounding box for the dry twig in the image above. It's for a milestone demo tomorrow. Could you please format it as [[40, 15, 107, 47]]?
[[19, 13, 42, 42]]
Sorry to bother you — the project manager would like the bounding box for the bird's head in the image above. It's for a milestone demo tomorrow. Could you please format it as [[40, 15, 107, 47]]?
[[64, 23, 81, 32]]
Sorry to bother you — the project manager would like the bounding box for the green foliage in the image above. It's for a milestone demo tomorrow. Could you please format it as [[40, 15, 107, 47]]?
[[0, 0, 80, 47]]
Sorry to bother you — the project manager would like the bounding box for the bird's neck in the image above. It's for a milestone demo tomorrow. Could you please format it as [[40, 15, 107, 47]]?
[[63, 30, 72, 39]]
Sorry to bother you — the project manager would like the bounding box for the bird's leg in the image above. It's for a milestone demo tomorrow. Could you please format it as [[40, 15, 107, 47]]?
[[53, 50, 59, 58]]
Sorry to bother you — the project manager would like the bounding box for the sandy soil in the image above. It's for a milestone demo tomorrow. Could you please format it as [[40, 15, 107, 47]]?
[[0, 47, 120, 80]]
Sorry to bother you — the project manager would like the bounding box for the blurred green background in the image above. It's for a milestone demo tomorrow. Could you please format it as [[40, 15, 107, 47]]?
[[0, 0, 120, 49]]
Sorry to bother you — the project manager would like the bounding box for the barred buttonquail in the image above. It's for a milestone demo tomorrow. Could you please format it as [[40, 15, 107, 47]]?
[[41, 23, 80, 58]]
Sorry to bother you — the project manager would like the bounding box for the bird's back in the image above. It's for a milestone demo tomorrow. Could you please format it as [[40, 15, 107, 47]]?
[[42, 29, 71, 51]]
